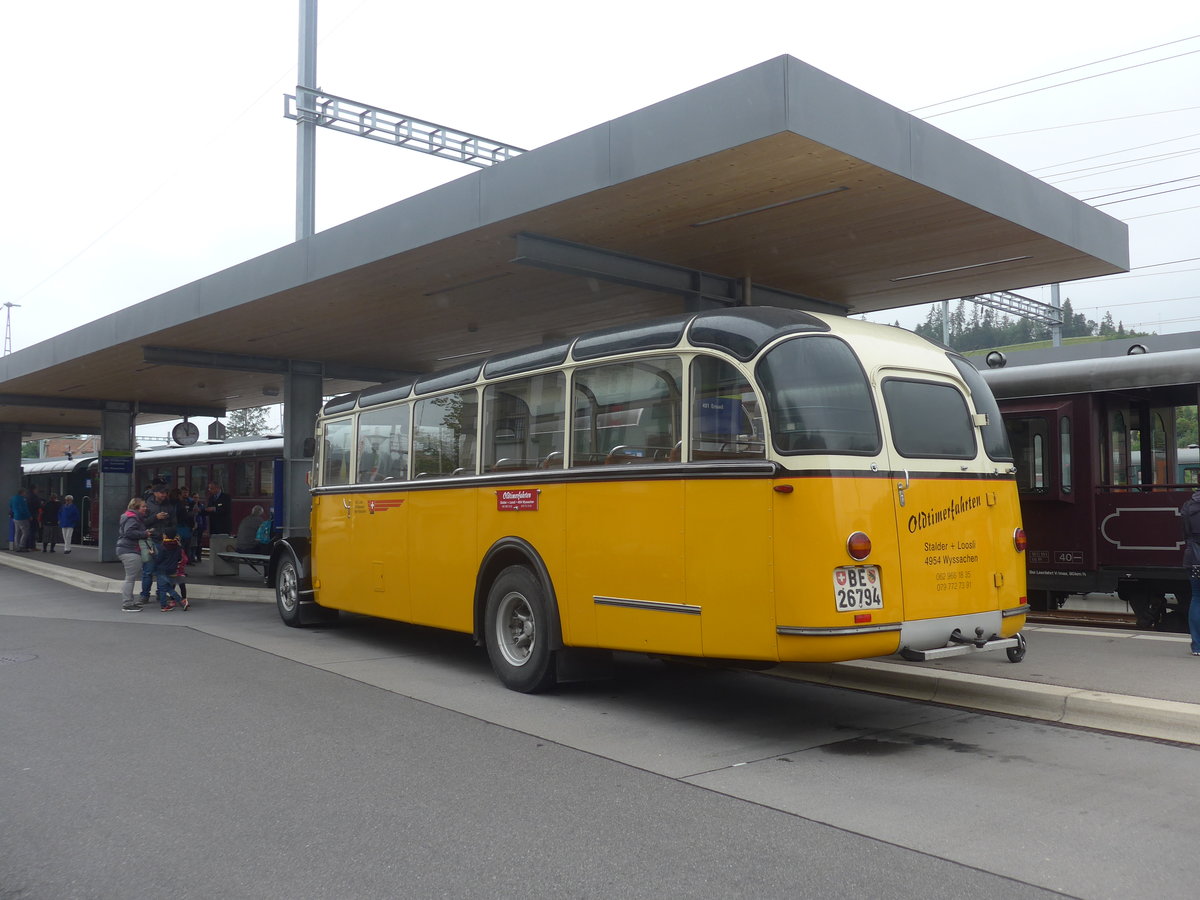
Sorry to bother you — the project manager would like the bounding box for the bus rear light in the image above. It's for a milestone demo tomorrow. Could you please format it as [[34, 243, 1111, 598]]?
[[1013, 527, 1027, 553], [846, 531, 871, 560], [1018, 596, 1028, 606], [854, 613, 872, 624]]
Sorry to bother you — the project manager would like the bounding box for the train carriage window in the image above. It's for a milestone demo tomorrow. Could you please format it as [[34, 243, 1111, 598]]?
[[259, 460, 275, 497], [1152, 412, 1168, 485], [757, 337, 880, 454], [1006, 417, 1048, 494], [212, 463, 229, 495], [1059, 417, 1072, 494], [190, 466, 208, 495], [320, 418, 354, 486], [235, 461, 255, 497], [690, 356, 764, 460], [358, 404, 410, 482], [883, 379, 975, 459], [571, 357, 682, 466], [413, 391, 478, 477], [483, 372, 565, 472], [1109, 412, 1130, 485]]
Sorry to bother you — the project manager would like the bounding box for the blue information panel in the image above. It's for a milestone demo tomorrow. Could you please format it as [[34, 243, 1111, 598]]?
[[99, 451, 134, 474]]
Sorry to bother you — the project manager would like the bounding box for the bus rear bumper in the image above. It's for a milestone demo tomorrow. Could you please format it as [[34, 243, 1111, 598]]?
[[897, 611, 1025, 661]]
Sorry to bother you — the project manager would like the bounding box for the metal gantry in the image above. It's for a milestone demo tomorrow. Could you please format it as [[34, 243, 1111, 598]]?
[[964, 290, 1064, 327], [285, 90, 526, 168]]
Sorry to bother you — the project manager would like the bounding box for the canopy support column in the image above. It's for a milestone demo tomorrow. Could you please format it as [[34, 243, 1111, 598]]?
[[98, 406, 135, 563], [283, 368, 322, 538]]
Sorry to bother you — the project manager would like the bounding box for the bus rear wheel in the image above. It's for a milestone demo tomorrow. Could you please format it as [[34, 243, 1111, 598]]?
[[484, 566, 557, 693]]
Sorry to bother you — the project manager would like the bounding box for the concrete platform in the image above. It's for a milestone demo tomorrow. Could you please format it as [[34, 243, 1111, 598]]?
[[0, 544, 272, 603], [4, 547, 1197, 746]]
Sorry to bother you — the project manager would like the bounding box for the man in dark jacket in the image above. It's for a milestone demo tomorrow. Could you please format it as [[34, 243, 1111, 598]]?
[[140, 484, 177, 601], [1181, 489, 1200, 656], [205, 482, 232, 536]]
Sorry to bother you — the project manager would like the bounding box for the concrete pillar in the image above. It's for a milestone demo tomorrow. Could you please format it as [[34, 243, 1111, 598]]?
[[97, 406, 135, 563], [282, 367, 322, 538], [0, 426, 23, 550]]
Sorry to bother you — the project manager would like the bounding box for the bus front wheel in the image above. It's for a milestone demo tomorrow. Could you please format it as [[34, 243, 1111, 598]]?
[[484, 566, 557, 693], [276, 553, 303, 628]]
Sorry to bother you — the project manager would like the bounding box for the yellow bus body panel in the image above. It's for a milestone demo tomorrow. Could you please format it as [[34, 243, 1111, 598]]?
[[310, 471, 1026, 662]]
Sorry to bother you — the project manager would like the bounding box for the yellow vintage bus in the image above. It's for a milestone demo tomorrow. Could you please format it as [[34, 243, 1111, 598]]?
[[275, 308, 1028, 691]]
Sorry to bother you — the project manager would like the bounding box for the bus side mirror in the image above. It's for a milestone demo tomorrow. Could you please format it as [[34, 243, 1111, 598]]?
[[302, 437, 315, 458]]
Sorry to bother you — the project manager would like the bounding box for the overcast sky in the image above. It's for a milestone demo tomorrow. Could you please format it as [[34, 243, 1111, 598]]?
[[4, 1, 1199, 437]]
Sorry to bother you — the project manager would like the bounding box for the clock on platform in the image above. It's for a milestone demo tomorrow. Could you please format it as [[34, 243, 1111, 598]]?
[[172, 421, 200, 446]]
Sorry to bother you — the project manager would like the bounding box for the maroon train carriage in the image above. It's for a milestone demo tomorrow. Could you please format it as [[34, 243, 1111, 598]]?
[[982, 347, 1200, 629]]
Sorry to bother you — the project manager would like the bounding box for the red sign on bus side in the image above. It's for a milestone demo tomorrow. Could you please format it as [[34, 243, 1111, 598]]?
[[497, 489, 539, 511]]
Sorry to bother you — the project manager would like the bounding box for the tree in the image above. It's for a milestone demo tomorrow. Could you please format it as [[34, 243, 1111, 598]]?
[[21, 440, 39, 458], [225, 407, 270, 437]]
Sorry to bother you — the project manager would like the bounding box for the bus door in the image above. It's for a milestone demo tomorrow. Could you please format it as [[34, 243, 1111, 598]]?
[[877, 370, 1004, 621]]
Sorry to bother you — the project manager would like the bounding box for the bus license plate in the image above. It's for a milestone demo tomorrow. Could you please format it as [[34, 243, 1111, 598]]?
[[833, 566, 883, 612]]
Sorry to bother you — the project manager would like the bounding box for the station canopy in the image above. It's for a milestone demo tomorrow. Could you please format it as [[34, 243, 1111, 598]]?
[[0, 56, 1128, 438]]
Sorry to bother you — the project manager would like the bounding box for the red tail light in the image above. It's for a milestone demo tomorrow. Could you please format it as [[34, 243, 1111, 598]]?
[[846, 531, 871, 561], [1013, 527, 1027, 553]]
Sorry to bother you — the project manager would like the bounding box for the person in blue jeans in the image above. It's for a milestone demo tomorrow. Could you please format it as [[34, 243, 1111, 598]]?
[[152, 528, 189, 612], [1181, 488, 1200, 656]]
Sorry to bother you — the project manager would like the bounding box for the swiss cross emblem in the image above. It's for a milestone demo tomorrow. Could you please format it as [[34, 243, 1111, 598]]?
[[835, 570, 847, 586], [867, 569, 877, 584]]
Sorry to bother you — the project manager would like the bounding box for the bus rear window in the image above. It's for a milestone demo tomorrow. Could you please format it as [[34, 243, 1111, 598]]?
[[883, 379, 976, 459], [756, 337, 880, 454]]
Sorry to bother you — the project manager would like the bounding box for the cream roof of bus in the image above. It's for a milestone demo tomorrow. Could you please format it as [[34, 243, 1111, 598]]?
[[322, 307, 947, 415], [1, 55, 1127, 438]]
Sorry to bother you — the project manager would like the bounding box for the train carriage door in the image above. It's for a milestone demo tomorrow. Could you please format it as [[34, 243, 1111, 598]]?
[[877, 369, 1004, 620]]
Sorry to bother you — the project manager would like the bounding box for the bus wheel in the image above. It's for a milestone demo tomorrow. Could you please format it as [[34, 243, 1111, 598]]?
[[485, 566, 557, 693], [1006, 633, 1027, 663], [276, 553, 303, 628]]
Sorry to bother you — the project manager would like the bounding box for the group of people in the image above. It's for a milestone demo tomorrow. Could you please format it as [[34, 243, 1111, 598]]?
[[8, 487, 81, 553], [114, 480, 232, 613]]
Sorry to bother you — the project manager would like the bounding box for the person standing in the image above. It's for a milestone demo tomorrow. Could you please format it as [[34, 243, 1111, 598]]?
[[1181, 487, 1200, 657], [151, 527, 189, 612], [116, 498, 151, 612], [172, 488, 194, 564], [41, 493, 61, 552], [140, 484, 176, 603], [9, 488, 32, 552], [205, 481, 232, 536], [58, 494, 80, 552], [25, 486, 43, 550], [189, 491, 206, 564]]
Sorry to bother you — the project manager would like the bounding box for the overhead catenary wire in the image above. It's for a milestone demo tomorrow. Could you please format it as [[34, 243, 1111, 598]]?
[[908, 34, 1200, 114]]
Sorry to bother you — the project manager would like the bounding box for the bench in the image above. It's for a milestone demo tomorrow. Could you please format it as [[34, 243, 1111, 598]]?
[[206, 534, 270, 577], [215, 550, 271, 575]]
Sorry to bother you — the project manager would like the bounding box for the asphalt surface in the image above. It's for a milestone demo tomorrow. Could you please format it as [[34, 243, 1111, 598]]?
[[2, 564, 1074, 900], [5, 546, 1198, 746]]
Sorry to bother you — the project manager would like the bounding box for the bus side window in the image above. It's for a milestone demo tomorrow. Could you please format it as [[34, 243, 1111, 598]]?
[[570, 357, 682, 466], [358, 403, 410, 482], [690, 356, 764, 460], [483, 373, 565, 473], [321, 418, 354, 486], [413, 391, 478, 478]]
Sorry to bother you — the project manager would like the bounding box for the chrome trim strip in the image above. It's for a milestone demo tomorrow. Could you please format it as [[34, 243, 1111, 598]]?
[[1001, 605, 1029, 618], [593, 596, 701, 616], [777, 623, 902, 636]]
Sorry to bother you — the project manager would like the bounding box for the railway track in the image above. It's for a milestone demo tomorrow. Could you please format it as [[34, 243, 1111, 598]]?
[[1026, 608, 1141, 629]]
